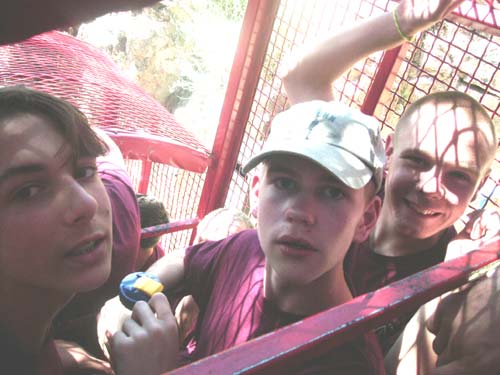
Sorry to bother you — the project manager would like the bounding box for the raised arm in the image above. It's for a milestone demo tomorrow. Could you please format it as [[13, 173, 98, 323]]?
[[281, 0, 465, 105]]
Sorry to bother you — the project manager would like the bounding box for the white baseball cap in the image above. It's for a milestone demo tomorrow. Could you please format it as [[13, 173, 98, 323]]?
[[242, 100, 386, 190]]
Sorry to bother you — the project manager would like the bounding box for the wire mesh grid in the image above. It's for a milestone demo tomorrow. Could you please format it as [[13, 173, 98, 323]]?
[[226, 0, 500, 217], [0, 31, 210, 154], [125, 159, 206, 251]]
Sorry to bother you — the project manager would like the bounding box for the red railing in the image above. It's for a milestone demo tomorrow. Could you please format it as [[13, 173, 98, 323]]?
[[171, 240, 500, 374]]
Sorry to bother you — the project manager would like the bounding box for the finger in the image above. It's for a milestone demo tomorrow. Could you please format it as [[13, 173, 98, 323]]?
[[470, 213, 486, 240], [426, 293, 463, 355], [445, 0, 466, 14], [121, 315, 144, 337], [480, 210, 500, 241], [148, 292, 174, 321], [105, 330, 118, 370], [129, 300, 152, 326]]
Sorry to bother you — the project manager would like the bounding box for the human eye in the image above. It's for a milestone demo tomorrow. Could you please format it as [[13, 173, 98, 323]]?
[[75, 164, 97, 180], [12, 184, 43, 201], [322, 186, 345, 201], [274, 176, 296, 191], [448, 170, 472, 183]]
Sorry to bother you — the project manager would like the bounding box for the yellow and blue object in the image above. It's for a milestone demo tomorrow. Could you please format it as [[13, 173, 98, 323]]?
[[119, 272, 164, 310]]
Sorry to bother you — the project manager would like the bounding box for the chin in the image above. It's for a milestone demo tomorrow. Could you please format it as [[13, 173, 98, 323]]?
[[78, 265, 112, 293]]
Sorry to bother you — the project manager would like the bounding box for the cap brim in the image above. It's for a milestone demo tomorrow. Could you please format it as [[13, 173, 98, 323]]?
[[242, 141, 373, 189]]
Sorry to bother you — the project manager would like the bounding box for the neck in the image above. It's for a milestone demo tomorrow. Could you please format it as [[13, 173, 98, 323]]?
[[372, 211, 446, 257], [0, 282, 72, 354], [264, 264, 352, 316]]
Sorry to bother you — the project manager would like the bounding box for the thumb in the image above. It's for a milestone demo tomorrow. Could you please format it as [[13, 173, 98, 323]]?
[[148, 292, 175, 321]]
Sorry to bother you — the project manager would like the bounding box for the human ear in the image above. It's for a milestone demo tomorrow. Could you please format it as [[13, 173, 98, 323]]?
[[385, 133, 394, 164], [471, 172, 492, 202], [250, 174, 261, 218], [353, 195, 381, 242]]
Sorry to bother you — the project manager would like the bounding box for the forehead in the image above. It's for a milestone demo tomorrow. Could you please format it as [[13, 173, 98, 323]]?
[[396, 102, 494, 170], [0, 114, 68, 174]]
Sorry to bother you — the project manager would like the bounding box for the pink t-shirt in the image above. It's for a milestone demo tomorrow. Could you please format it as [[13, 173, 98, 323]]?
[[170, 229, 385, 375]]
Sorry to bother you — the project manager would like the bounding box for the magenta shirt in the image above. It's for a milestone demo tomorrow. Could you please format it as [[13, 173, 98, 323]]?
[[170, 230, 385, 375]]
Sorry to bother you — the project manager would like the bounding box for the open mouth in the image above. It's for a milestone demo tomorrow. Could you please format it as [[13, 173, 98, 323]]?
[[277, 236, 317, 254], [66, 239, 101, 257]]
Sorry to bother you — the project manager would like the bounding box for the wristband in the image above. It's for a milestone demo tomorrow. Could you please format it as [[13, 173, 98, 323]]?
[[119, 272, 164, 310], [392, 9, 415, 42]]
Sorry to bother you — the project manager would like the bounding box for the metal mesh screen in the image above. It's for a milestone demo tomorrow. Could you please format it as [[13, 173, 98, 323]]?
[[226, 0, 500, 219]]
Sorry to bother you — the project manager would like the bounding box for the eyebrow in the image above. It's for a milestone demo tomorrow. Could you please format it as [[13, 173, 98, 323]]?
[[0, 163, 48, 185], [405, 148, 480, 175]]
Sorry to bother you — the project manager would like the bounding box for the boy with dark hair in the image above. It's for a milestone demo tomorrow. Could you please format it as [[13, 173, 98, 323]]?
[[136, 194, 170, 271], [0, 86, 177, 375]]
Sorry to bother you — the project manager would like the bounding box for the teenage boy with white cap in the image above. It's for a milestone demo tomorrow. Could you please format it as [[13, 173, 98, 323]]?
[[101, 100, 387, 374]]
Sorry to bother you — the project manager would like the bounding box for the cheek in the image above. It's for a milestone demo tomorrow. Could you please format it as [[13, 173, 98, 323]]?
[[93, 184, 112, 218], [0, 223, 48, 278], [442, 179, 478, 207]]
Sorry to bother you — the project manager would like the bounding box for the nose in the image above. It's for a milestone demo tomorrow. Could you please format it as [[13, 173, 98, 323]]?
[[62, 179, 99, 225], [285, 193, 315, 226], [417, 168, 445, 200]]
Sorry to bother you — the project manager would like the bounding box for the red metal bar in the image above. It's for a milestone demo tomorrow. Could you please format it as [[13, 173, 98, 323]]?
[[170, 239, 500, 374], [140, 218, 199, 239], [194, 0, 281, 238], [360, 46, 403, 116], [137, 159, 152, 194]]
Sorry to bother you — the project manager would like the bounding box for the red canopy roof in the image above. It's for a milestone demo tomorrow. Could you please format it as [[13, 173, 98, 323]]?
[[0, 30, 210, 173]]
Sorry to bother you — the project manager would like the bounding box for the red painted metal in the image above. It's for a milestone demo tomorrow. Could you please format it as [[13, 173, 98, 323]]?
[[170, 240, 500, 374], [0, 32, 210, 173], [195, 0, 281, 237], [137, 160, 152, 195], [108, 131, 209, 174], [360, 46, 403, 116], [141, 218, 200, 239]]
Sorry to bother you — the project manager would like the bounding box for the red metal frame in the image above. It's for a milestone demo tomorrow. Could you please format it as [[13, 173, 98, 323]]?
[[140, 218, 199, 239], [171, 240, 500, 374], [360, 45, 404, 116], [194, 0, 281, 243]]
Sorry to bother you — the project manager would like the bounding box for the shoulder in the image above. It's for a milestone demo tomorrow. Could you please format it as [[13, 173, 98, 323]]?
[[98, 161, 136, 198], [186, 229, 261, 261]]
